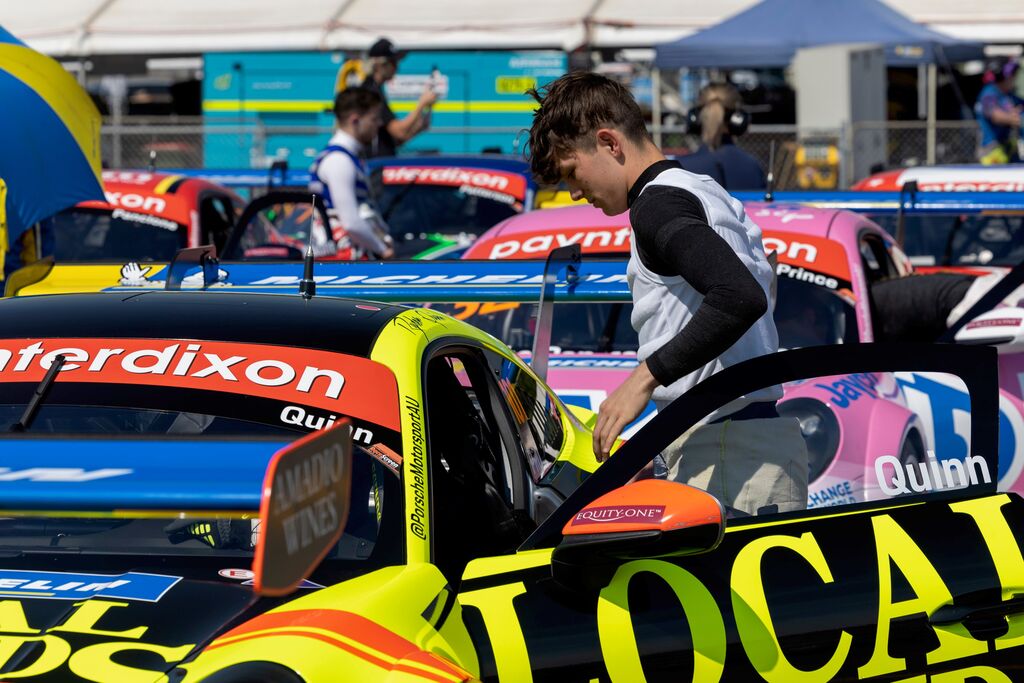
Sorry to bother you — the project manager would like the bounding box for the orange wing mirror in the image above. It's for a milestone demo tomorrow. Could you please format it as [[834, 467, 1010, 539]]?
[[552, 479, 725, 593]]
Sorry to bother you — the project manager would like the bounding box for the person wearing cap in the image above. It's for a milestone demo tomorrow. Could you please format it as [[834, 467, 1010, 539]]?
[[975, 58, 1022, 165], [361, 38, 438, 158]]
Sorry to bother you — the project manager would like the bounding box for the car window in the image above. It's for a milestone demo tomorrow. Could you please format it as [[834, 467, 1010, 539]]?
[[0, 447, 400, 569], [434, 302, 638, 354], [948, 214, 1024, 266], [199, 194, 237, 252], [49, 207, 186, 262], [630, 362, 991, 518], [0, 337, 406, 572], [370, 167, 522, 239], [859, 233, 898, 284], [775, 277, 858, 348], [486, 353, 565, 483], [524, 344, 998, 553], [0, 337, 402, 452], [228, 201, 330, 259], [872, 213, 1024, 267], [424, 351, 527, 578]]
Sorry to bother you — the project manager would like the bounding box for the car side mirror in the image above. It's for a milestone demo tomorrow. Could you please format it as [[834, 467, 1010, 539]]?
[[551, 479, 724, 593], [954, 307, 1024, 352]]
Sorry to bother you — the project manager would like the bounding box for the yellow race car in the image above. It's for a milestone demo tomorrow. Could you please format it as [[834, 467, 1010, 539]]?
[[0, 254, 1022, 681]]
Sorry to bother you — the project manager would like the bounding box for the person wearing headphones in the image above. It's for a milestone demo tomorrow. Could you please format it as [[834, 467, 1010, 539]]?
[[975, 58, 1022, 165], [677, 83, 766, 191]]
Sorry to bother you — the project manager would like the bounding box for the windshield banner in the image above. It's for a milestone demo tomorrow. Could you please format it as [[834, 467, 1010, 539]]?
[[381, 166, 527, 201], [0, 338, 399, 430]]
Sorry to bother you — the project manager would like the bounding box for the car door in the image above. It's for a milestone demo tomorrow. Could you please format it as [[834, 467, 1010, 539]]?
[[454, 343, 1024, 682]]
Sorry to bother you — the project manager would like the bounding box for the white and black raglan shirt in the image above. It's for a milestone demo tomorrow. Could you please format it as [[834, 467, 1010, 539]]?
[[627, 160, 781, 417]]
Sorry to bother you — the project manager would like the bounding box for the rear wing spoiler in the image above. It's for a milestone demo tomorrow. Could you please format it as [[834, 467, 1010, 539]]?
[[0, 424, 352, 596], [11, 256, 631, 303], [731, 190, 1024, 213]]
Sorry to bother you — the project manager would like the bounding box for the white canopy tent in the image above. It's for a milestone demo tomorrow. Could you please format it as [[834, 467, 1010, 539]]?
[[7, 0, 1021, 56]]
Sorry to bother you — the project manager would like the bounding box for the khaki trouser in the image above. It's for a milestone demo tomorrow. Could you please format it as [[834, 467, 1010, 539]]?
[[663, 416, 808, 516]]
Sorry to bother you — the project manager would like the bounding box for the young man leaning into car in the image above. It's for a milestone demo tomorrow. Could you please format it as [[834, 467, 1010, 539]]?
[[527, 72, 808, 516]]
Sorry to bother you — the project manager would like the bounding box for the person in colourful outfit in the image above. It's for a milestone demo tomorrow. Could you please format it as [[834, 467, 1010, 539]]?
[[975, 58, 1022, 165]]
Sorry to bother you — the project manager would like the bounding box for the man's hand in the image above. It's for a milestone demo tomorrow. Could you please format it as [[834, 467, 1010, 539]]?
[[593, 362, 659, 462], [418, 86, 438, 108]]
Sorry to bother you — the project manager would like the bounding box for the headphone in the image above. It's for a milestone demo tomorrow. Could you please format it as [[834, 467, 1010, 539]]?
[[983, 58, 1020, 85], [685, 102, 750, 137]]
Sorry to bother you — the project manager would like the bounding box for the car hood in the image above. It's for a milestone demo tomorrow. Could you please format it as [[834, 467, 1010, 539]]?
[[0, 564, 265, 682]]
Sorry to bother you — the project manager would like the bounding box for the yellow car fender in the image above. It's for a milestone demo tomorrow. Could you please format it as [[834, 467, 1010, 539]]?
[[180, 565, 478, 682]]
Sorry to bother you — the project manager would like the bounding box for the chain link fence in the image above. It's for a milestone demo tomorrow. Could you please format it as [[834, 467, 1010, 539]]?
[[101, 117, 983, 189], [851, 120, 980, 169]]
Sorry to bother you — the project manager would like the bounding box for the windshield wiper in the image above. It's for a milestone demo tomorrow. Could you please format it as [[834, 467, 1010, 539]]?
[[10, 354, 65, 433]]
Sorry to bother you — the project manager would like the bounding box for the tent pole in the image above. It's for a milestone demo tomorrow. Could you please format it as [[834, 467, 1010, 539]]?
[[926, 63, 937, 165], [652, 67, 663, 148]]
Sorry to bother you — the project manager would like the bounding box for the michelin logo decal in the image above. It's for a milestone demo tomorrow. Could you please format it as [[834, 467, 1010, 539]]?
[[119, 262, 231, 288], [0, 570, 181, 602]]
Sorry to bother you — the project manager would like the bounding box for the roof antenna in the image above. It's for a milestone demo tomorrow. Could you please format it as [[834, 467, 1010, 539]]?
[[299, 195, 319, 300], [763, 141, 776, 202], [147, 150, 157, 173]]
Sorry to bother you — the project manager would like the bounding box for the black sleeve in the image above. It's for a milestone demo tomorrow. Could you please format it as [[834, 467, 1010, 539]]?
[[630, 185, 768, 386], [869, 273, 974, 342]]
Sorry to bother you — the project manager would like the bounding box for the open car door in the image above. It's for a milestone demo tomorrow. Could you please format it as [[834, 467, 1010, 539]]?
[[451, 343, 1024, 682]]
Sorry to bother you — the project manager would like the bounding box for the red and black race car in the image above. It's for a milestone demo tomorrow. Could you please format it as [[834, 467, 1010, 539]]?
[[44, 170, 243, 262]]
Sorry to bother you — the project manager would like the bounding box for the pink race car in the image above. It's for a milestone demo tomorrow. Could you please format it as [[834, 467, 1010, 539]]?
[[459, 203, 1015, 506]]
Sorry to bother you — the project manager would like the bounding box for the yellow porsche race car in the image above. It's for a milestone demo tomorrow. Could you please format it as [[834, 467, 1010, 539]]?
[[0, 255, 1022, 681]]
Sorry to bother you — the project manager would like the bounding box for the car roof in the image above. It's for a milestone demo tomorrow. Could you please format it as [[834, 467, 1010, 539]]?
[[0, 292, 404, 358], [852, 165, 1024, 191], [474, 202, 843, 244], [97, 170, 232, 196], [366, 154, 530, 175], [71, 170, 242, 226]]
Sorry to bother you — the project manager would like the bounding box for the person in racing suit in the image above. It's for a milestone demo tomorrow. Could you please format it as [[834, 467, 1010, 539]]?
[[309, 87, 394, 259], [527, 72, 807, 517]]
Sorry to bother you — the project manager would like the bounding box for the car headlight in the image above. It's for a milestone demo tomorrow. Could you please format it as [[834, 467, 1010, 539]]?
[[778, 398, 840, 481]]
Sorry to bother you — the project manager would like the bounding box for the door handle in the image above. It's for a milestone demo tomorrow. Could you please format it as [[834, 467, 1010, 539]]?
[[930, 594, 1024, 626]]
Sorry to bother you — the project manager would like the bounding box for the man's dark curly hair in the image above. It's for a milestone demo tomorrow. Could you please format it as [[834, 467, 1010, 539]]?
[[526, 72, 651, 185]]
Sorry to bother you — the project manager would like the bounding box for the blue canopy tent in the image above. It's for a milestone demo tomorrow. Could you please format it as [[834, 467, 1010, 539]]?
[[654, 0, 984, 69], [652, 0, 985, 171]]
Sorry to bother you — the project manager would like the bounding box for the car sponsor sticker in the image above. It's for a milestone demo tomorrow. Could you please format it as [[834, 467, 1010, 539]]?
[[0, 338, 400, 430], [469, 225, 633, 260], [218, 568, 254, 581], [366, 442, 403, 476], [0, 570, 180, 602], [761, 230, 852, 285], [0, 467, 131, 482], [966, 317, 1024, 330], [218, 568, 323, 588], [381, 166, 527, 201], [571, 505, 665, 526]]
